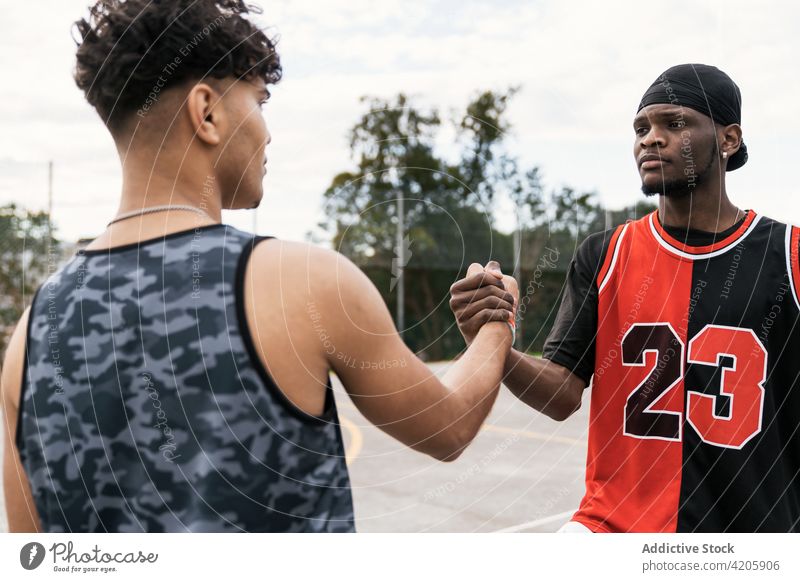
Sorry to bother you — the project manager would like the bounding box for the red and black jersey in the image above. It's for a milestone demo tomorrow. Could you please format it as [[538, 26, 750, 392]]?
[[542, 209, 800, 532]]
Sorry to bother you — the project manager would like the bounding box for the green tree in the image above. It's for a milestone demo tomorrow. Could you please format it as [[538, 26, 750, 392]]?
[[0, 204, 60, 356], [322, 91, 519, 359], [321, 89, 651, 358], [456, 87, 519, 212]]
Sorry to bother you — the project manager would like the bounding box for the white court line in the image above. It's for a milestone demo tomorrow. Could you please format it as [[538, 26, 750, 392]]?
[[339, 415, 363, 467], [482, 423, 585, 446], [493, 509, 577, 533]]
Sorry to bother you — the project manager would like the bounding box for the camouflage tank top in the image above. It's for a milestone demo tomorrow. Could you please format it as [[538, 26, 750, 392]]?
[[16, 224, 354, 532]]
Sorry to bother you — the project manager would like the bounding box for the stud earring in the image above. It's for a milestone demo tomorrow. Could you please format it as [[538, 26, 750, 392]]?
[[722, 151, 728, 159]]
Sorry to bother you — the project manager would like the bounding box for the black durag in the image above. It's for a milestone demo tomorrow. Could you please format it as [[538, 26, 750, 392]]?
[[637, 63, 748, 171]]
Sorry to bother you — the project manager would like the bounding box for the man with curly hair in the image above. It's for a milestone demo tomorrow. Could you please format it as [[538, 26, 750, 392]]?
[[1, 0, 518, 532]]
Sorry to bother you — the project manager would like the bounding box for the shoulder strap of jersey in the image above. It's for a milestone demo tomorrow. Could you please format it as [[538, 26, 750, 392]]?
[[785, 224, 800, 311], [597, 222, 630, 294]]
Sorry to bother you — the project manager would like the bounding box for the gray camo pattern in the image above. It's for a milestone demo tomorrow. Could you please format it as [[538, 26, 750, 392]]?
[[17, 224, 355, 532]]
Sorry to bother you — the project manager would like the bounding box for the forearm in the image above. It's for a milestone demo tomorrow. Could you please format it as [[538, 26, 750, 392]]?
[[439, 321, 511, 453], [502, 349, 584, 421]]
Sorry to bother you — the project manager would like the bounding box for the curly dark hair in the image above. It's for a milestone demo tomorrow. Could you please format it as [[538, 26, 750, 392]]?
[[74, 0, 282, 131]]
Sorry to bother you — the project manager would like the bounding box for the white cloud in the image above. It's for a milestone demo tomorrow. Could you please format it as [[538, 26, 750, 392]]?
[[1, 0, 798, 242]]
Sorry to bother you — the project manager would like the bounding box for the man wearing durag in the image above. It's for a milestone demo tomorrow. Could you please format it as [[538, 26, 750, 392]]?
[[450, 63, 800, 532]]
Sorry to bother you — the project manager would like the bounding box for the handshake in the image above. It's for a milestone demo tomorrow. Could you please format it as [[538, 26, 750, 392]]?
[[449, 260, 520, 346]]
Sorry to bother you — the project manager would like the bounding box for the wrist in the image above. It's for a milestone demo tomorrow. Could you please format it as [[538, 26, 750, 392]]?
[[479, 321, 514, 346], [503, 345, 524, 375]]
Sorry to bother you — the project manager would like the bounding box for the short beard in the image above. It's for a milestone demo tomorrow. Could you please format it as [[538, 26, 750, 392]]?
[[641, 142, 716, 198]]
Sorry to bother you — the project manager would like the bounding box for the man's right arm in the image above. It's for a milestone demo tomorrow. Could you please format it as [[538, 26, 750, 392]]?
[[499, 349, 585, 421], [312, 252, 517, 462]]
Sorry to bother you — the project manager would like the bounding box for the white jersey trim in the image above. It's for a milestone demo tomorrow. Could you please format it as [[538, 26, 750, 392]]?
[[784, 224, 800, 311], [597, 223, 630, 294], [648, 213, 762, 260]]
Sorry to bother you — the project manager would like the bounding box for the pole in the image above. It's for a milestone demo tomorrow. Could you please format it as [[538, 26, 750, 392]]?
[[513, 211, 522, 350], [47, 160, 53, 245], [396, 194, 405, 336]]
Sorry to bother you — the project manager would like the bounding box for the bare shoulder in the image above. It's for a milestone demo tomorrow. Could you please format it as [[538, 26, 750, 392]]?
[[251, 240, 355, 271], [248, 239, 390, 337], [249, 240, 368, 300], [240, 239, 391, 391]]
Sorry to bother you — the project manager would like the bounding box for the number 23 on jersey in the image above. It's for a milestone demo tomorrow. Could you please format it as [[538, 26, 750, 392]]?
[[621, 323, 766, 450]]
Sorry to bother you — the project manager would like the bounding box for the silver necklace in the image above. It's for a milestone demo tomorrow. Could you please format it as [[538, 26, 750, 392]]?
[[108, 205, 212, 226]]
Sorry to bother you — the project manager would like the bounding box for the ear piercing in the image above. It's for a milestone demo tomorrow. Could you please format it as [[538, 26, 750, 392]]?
[[722, 151, 728, 159]]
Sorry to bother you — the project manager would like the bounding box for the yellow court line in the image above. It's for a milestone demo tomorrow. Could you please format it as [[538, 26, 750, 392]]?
[[338, 414, 363, 467], [336, 400, 582, 450], [483, 423, 586, 446]]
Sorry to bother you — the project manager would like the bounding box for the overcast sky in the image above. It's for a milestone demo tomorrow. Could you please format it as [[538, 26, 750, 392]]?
[[1, 0, 798, 243]]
